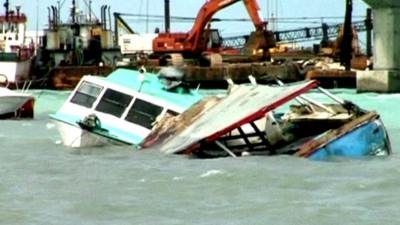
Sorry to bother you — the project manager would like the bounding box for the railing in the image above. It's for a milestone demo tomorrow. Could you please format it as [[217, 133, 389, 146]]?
[[222, 20, 369, 49]]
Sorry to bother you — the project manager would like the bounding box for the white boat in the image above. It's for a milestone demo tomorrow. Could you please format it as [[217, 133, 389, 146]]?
[[0, 1, 34, 88], [50, 68, 203, 148], [0, 85, 34, 119]]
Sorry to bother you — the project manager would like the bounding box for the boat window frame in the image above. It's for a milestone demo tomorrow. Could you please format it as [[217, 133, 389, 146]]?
[[94, 88, 134, 118], [166, 109, 179, 117], [124, 97, 165, 129], [70, 81, 104, 109]]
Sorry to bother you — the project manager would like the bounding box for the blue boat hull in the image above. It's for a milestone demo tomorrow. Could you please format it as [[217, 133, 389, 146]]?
[[309, 119, 391, 160]]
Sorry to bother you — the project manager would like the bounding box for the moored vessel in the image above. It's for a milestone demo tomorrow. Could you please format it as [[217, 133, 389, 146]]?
[[0, 0, 34, 88]]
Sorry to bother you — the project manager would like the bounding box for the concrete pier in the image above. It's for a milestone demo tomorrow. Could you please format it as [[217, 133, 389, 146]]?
[[357, 1, 400, 92]]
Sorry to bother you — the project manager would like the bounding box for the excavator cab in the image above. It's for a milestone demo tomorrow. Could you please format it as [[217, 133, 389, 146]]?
[[206, 29, 223, 49]]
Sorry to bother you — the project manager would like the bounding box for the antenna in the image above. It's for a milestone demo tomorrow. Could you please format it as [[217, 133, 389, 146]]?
[[36, 0, 39, 53], [146, 0, 149, 32]]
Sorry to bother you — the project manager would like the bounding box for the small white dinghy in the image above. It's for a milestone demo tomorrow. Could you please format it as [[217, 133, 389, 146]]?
[[0, 75, 34, 119]]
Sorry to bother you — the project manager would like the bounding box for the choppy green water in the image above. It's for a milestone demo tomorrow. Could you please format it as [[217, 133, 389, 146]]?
[[0, 89, 399, 225]]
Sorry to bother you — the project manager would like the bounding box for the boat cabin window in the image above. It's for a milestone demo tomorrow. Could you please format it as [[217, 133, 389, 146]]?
[[95, 89, 133, 117], [70, 81, 103, 108], [125, 99, 163, 129], [166, 109, 179, 116]]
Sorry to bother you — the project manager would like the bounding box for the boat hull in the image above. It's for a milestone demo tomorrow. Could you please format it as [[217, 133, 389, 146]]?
[[309, 118, 390, 160], [0, 59, 32, 88], [0, 91, 34, 119], [54, 120, 131, 148]]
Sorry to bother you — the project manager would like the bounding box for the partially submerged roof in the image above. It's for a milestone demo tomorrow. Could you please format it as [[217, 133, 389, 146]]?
[[98, 68, 203, 110], [145, 80, 319, 154]]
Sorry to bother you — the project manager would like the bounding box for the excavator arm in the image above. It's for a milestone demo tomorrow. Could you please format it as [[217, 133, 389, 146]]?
[[186, 0, 269, 51], [185, 0, 242, 50], [242, 0, 267, 31], [153, 0, 275, 59], [153, 0, 243, 55]]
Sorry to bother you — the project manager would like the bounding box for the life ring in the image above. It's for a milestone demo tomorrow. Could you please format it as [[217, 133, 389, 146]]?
[[139, 65, 147, 74], [0, 74, 9, 88]]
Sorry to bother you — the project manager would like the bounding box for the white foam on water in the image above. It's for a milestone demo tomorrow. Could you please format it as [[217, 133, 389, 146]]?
[[172, 176, 184, 181], [46, 122, 56, 129], [200, 169, 225, 178]]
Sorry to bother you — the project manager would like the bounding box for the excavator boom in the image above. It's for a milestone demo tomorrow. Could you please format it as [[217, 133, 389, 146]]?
[[153, 0, 243, 54], [185, 0, 242, 49], [186, 0, 267, 47], [242, 0, 266, 31], [153, 0, 275, 59]]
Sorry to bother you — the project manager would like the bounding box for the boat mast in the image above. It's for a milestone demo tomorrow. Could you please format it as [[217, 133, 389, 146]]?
[[340, 0, 353, 71], [88, 0, 92, 22], [164, 0, 170, 33], [266, 0, 278, 31], [145, 0, 149, 32], [71, 0, 76, 23], [36, 0, 39, 52], [4, 0, 9, 21]]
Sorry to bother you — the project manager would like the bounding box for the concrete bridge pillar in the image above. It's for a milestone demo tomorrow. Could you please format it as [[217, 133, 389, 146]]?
[[357, 0, 400, 92]]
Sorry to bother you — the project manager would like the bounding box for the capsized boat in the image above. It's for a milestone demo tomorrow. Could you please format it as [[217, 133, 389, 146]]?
[[142, 80, 391, 160], [50, 68, 203, 148]]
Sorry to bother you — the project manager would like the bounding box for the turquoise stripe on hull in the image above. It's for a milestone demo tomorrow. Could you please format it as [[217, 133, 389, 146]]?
[[50, 113, 144, 146]]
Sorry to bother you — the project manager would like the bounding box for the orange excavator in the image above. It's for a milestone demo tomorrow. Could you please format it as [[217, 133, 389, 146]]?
[[152, 0, 276, 66]]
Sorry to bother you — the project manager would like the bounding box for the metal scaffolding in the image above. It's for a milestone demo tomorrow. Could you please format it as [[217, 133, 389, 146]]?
[[222, 20, 368, 49]]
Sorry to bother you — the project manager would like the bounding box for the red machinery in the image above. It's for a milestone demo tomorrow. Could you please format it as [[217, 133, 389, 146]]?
[[152, 0, 276, 64]]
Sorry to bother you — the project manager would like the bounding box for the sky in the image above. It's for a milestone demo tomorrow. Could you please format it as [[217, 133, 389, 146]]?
[[15, 0, 369, 36]]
